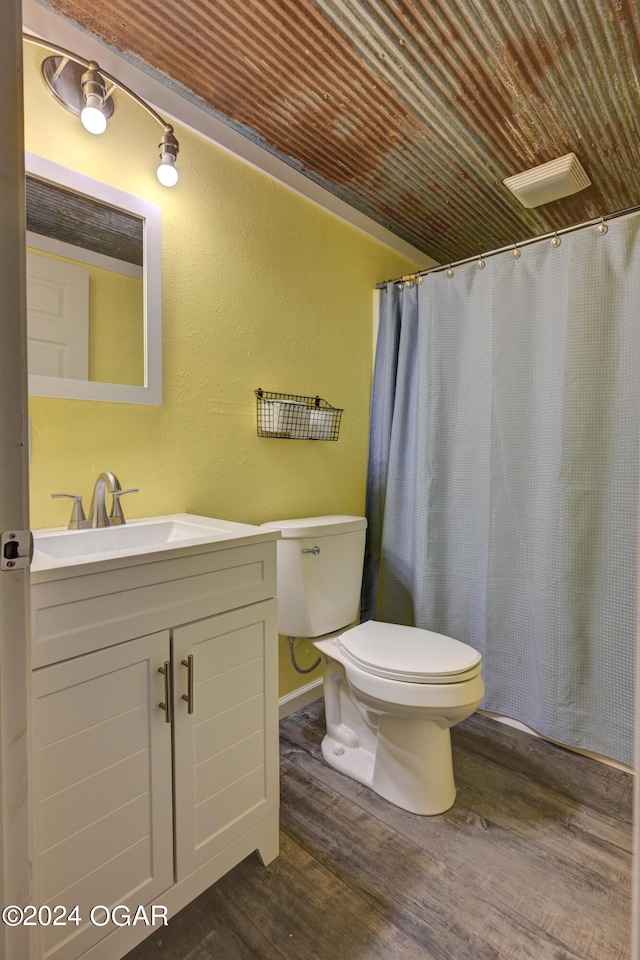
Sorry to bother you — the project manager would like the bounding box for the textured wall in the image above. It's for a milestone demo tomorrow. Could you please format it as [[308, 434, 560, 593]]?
[[23, 44, 417, 696]]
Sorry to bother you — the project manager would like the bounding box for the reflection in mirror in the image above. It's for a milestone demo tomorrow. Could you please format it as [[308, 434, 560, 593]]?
[[27, 178, 145, 386], [25, 152, 162, 404]]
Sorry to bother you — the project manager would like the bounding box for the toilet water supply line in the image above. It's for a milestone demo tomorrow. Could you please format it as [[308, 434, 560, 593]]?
[[287, 636, 375, 734], [287, 637, 321, 674]]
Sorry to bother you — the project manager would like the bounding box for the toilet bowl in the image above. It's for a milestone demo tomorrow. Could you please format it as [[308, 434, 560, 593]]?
[[315, 620, 484, 815], [260, 515, 484, 815]]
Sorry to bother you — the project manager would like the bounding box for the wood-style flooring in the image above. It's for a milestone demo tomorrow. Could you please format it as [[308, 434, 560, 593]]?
[[124, 700, 633, 960]]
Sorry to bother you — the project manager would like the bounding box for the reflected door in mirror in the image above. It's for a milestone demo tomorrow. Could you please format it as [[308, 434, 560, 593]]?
[[26, 252, 89, 379]]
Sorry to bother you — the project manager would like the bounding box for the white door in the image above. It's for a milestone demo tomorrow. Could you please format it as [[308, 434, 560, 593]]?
[[26, 251, 89, 379], [0, 7, 31, 960]]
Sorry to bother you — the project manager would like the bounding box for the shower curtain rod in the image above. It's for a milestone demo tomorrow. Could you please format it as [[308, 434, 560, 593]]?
[[376, 201, 640, 288]]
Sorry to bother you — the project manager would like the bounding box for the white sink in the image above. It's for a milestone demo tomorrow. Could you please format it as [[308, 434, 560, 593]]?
[[32, 513, 270, 573]]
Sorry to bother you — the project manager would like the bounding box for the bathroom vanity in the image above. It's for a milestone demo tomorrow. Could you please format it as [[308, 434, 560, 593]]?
[[29, 515, 280, 960]]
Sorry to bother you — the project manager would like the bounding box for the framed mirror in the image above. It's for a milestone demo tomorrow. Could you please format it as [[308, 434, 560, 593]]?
[[25, 152, 162, 404]]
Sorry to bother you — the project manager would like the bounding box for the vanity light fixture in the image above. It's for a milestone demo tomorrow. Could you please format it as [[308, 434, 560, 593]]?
[[24, 33, 180, 186]]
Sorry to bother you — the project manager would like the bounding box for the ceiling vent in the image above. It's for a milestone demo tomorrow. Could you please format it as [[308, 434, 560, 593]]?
[[503, 153, 591, 208]]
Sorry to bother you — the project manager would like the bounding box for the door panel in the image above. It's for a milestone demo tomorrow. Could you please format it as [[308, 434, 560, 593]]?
[[173, 600, 278, 879], [32, 632, 173, 960], [26, 251, 89, 379]]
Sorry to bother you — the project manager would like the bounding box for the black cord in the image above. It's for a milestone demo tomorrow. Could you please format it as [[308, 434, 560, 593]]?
[[287, 636, 321, 674]]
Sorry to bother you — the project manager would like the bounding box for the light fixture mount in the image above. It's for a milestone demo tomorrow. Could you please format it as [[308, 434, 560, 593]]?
[[41, 56, 114, 122]]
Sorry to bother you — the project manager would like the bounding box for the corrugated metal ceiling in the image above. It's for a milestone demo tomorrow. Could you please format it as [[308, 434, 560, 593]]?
[[35, 0, 640, 263]]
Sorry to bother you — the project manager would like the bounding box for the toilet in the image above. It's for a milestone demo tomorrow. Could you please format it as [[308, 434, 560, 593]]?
[[261, 515, 484, 816]]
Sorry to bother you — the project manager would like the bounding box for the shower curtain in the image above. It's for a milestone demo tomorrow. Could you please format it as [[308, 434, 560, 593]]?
[[362, 216, 640, 765]]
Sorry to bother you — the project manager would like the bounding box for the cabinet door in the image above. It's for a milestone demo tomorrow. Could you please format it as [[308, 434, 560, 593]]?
[[173, 599, 279, 879], [32, 632, 174, 960]]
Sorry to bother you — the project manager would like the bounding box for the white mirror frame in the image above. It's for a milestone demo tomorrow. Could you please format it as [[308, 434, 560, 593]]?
[[25, 151, 162, 404]]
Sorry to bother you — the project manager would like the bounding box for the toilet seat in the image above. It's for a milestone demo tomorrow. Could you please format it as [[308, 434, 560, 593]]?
[[338, 620, 482, 684]]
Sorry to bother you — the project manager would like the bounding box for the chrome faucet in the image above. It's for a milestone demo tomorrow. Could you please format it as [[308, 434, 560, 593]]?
[[52, 471, 138, 529]]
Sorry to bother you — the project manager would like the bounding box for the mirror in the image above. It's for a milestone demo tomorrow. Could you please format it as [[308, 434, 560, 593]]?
[[25, 152, 162, 404]]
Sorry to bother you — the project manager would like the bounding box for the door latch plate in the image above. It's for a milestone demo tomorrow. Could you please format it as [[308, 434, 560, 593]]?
[[1, 530, 33, 570]]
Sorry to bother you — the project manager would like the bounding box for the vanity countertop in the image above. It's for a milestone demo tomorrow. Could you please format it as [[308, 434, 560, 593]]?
[[31, 513, 279, 583]]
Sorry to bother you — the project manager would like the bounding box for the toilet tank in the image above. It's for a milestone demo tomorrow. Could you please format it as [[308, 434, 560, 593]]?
[[260, 516, 367, 638]]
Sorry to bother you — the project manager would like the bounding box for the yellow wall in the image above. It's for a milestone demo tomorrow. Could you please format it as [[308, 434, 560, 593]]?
[[23, 44, 419, 696]]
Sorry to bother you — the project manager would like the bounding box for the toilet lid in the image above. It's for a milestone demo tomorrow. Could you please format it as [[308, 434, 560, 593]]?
[[339, 620, 482, 683]]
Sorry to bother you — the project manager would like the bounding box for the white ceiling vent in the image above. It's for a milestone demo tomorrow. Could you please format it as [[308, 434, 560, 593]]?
[[503, 153, 591, 208]]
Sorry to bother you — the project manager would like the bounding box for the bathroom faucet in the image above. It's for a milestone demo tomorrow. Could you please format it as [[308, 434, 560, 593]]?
[[88, 471, 122, 528], [52, 471, 138, 529], [88, 471, 139, 527]]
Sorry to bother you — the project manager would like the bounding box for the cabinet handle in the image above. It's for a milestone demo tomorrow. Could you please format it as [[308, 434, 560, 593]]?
[[158, 661, 173, 723], [181, 655, 194, 714]]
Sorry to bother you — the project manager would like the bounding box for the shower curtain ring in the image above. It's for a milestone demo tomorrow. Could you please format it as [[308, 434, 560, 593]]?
[[596, 217, 608, 235], [550, 232, 562, 247], [477, 257, 486, 269], [512, 244, 521, 259], [446, 265, 454, 278]]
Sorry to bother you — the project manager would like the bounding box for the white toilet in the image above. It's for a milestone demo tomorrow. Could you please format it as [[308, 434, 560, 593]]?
[[261, 515, 484, 815]]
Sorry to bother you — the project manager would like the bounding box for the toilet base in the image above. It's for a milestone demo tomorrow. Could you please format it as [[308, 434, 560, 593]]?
[[315, 639, 482, 816], [321, 733, 375, 789], [320, 713, 456, 816]]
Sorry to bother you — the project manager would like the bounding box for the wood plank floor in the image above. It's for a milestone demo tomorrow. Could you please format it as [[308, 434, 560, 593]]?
[[124, 701, 633, 960]]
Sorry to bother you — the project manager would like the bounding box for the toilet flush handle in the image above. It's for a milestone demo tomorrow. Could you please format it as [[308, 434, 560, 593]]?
[[302, 545, 320, 555]]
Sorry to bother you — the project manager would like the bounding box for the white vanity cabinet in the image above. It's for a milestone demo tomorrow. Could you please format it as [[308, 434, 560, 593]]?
[[30, 527, 280, 960]]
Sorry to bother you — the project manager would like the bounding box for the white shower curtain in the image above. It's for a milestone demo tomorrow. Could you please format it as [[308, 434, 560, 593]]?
[[363, 216, 640, 765]]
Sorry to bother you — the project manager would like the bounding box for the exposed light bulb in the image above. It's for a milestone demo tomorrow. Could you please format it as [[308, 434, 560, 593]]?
[[80, 64, 108, 135], [157, 125, 180, 187], [81, 102, 107, 135], [157, 157, 179, 187]]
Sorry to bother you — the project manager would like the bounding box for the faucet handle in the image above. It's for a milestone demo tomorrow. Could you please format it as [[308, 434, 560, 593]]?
[[52, 493, 88, 530], [109, 488, 139, 525]]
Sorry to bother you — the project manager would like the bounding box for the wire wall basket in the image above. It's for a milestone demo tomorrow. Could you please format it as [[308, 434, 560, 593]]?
[[255, 388, 343, 440]]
